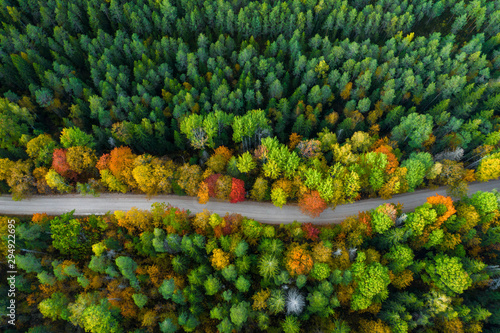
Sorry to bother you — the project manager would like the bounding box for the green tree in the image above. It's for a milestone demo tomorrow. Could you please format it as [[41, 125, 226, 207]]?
[[258, 253, 280, 280], [180, 113, 218, 150], [404, 203, 437, 237], [422, 254, 472, 296], [79, 299, 123, 333], [115, 256, 140, 290], [235, 275, 251, 293], [401, 152, 433, 192], [469, 191, 498, 217], [371, 211, 394, 234], [309, 262, 331, 280], [281, 316, 301, 333], [132, 294, 148, 308], [0, 98, 34, 157], [391, 113, 433, 149], [16, 253, 43, 274], [236, 151, 256, 173], [230, 301, 250, 329], [384, 245, 414, 274], [38, 292, 70, 321], [26, 134, 57, 167], [50, 211, 90, 257], [351, 252, 391, 311], [268, 289, 286, 314], [60, 127, 95, 148], [232, 109, 272, 151], [204, 275, 221, 296], [306, 290, 332, 317]]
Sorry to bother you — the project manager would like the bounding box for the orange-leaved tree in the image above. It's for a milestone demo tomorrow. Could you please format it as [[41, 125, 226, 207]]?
[[299, 191, 327, 218], [197, 181, 209, 204], [108, 146, 136, 187], [52, 148, 77, 180], [285, 244, 313, 277], [426, 194, 456, 225], [229, 178, 245, 203]]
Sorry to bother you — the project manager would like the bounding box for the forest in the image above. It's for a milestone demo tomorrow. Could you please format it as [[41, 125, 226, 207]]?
[[0, 0, 500, 331], [1, 190, 500, 332], [0, 0, 499, 215]]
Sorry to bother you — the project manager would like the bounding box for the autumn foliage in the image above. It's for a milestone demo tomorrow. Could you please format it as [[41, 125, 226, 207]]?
[[96, 153, 110, 171], [109, 147, 136, 180], [52, 149, 77, 180], [205, 173, 221, 197], [302, 223, 320, 241], [426, 194, 456, 224], [299, 191, 327, 218], [197, 181, 209, 204], [229, 178, 245, 203], [374, 144, 399, 174], [285, 244, 313, 277], [211, 248, 230, 270]]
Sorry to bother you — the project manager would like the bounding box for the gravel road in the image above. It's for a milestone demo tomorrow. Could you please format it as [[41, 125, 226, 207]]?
[[1, 179, 498, 224]]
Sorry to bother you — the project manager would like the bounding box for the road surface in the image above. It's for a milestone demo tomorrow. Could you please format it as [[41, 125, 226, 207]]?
[[0, 179, 498, 224]]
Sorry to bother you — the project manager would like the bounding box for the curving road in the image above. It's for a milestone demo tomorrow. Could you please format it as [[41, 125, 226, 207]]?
[[0, 179, 498, 224]]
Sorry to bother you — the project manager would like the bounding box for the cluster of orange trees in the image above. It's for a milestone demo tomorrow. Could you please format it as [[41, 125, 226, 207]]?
[[3, 190, 500, 332]]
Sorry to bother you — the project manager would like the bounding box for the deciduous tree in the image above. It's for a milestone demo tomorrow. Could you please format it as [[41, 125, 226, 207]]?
[[26, 134, 57, 167], [299, 191, 327, 218]]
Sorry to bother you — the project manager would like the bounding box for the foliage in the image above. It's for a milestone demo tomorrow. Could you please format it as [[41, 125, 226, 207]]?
[[211, 248, 230, 270], [351, 252, 391, 311], [422, 254, 473, 296], [299, 191, 327, 218], [285, 244, 313, 277], [9, 188, 500, 332]]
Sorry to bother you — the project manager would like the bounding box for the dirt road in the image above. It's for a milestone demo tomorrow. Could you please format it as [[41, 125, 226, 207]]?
[[1, 179, 498, 224]]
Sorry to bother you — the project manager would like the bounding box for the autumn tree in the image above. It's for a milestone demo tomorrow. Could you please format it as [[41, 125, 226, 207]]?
[[176, 163, 202, 196], [211, 248, 230, 270], [26, 134, 57, 167], [476, 152, 500, 182], [197, 181, 209, 204], [229, 178, 245, 203], [251, 177, 269, 201], [66, 146, 97, 175], [60, 127, 95, 148], [215, 175, 232, 200], [45, 169, 73, 193], [299, 191, 327, 218], [132, 157, 175, 195], [52, 149, 77, 180], [285, 244, 313, 277], [108, 147, 137, 187]]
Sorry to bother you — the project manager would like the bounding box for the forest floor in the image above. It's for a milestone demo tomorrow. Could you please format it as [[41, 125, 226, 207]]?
[[1, 179, 499, 224]]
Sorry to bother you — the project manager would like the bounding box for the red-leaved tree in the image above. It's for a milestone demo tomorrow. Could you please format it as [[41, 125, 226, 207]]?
[[96, 153, 110, 171], [299, 191, 327, 218], [229, 178, 245, 203], [302, 222, 320, 241], [52, 148, 77, 180], [205, 173, 221, 197]]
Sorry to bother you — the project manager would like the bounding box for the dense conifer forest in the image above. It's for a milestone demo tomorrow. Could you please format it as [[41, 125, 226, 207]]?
[[1, 0, 500, 332]]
